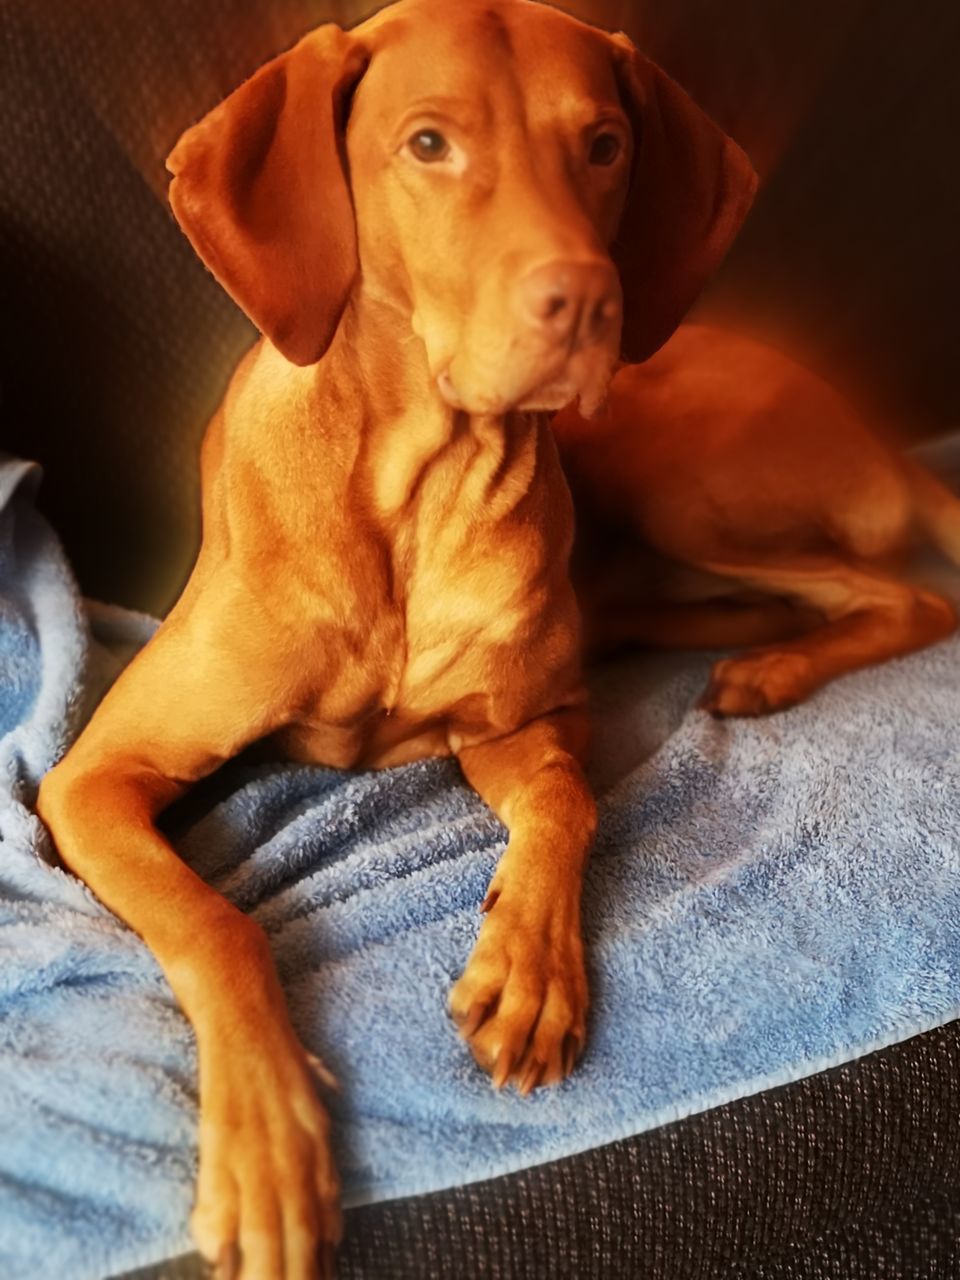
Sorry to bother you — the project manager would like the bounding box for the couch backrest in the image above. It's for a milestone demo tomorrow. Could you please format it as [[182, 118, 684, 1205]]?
[[2, 0, 957, 612]]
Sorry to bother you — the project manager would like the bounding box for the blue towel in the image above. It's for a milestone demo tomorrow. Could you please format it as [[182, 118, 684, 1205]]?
[[1, 453, 959, 1279]]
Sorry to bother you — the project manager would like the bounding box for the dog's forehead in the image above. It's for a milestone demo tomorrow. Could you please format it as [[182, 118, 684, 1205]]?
[[355, 0, 622, 126]]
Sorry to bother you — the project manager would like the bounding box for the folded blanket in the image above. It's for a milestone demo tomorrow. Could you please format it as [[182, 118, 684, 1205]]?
[[1, 454, 959, 1279]]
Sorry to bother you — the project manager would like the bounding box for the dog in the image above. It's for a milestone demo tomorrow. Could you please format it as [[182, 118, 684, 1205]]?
[[37, 1, 758, 1276], [554, 324, 960, 713]]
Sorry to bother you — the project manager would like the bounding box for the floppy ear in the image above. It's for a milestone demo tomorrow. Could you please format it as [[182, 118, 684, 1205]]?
[[609, 35, 758, 363], [166, 26, 368, 366]]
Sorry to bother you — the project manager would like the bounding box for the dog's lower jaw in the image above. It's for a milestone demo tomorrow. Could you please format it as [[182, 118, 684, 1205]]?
[[424, 301, 618, 418], [438, 357, 616, 417], [516, 381, 580, 413], [436, 369, 463, 408]]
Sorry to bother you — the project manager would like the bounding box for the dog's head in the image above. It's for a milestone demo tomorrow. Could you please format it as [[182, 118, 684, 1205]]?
[[167, 0, 757, 415]]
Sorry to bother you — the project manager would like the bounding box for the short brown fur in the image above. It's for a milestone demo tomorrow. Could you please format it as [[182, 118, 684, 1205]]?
[[556, 324, 960, 715], [37, 3, 756, 1277]]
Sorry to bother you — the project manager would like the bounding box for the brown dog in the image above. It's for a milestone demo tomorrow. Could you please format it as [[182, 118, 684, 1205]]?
[[36, 2, 756, 1276], [555, 324, 960, 713]]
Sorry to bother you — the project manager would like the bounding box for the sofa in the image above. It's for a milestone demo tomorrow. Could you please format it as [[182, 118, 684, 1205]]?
[[2, 1, 959, 1275]]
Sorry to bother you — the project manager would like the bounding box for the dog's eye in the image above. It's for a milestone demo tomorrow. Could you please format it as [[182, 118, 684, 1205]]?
[[408, 129, 450, 163], [589, 132, 622, 166]]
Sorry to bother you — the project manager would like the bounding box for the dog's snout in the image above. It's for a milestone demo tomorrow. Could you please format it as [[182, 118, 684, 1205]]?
[[518, 262, 621, 348]]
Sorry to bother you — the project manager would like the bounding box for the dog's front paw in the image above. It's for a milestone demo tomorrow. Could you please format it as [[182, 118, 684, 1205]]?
[[191, 1023, 341, 1280], [699, 649, 816, 717], [449, 889, 587, 1094]]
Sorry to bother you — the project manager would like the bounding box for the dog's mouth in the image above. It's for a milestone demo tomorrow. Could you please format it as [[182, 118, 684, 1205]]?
[[437, 371, 578, 416], [438, 370, 574, 412], [516, 378, 580, 412], [436, 370, 465, 409], [438, 350, 615, 418]]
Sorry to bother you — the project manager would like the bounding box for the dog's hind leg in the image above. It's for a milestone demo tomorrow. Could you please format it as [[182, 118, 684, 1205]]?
[[584, 595, 819, 658], [695, 553, 956, 716]]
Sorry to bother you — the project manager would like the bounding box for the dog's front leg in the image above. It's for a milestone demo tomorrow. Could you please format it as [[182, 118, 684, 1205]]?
[[450, 707, 596, 1093], [37, 602, 340, 1280]]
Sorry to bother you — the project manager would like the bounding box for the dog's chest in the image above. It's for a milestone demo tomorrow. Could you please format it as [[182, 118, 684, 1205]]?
[[294, 420, 579, 763], [395, 500, 552, 702]]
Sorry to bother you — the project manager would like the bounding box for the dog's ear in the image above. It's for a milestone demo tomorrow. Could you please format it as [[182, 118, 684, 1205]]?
[[609, 35, 758, 363], [166, 26, 368, 366]]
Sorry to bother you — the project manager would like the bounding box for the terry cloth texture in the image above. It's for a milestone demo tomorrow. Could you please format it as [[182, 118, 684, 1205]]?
[[0, 455, 959, 1278]]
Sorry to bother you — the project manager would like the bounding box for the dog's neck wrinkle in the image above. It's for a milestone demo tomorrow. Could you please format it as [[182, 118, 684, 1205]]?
[[323, 289, 545, 519]]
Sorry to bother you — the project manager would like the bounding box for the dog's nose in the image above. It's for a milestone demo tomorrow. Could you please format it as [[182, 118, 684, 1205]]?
[[518, 261, 621, 348]]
